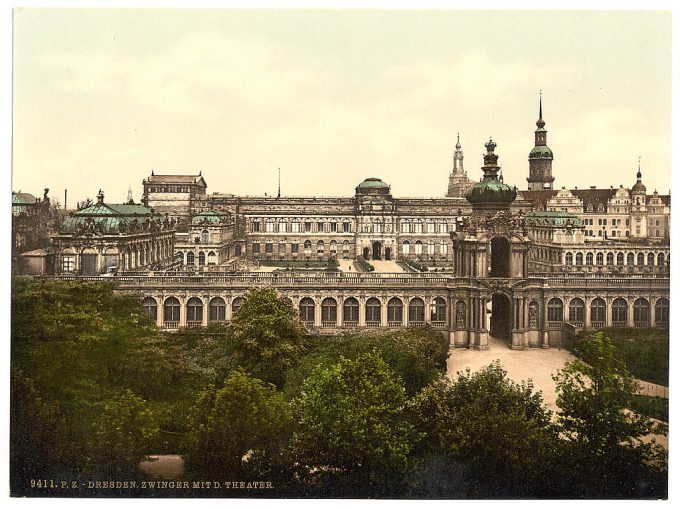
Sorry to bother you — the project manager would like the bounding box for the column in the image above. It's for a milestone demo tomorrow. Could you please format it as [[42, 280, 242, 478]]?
[[359, 299, 366, 327]]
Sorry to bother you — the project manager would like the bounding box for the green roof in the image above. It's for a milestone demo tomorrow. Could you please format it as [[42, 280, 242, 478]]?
[[529, 146, 553, 158], [464, 179, 517, 205], [192, 210, 230, 225], [61, 202, 160, 234], [525, 210, 583, 227], [357, 177, 389, 189]]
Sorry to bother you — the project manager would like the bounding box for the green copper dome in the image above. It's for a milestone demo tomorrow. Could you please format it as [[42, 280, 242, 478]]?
[[529, 145, 553, 158], [357, 177, 389, 189], [464, 179, 517, 205]]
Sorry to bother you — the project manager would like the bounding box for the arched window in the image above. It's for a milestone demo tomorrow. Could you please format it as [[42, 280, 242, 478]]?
[[343, 240, 350, 255], [565, 252, 573, 265], [432, 297, 447, 323], [440, 240, 448, 256], [589, 298, 606, 326], [655, 298, 669, 327], [575, 252, 584, 266], [279, 219, 288, 233], [633, 298, 649, 327], [201, 230, 209, 244], [586, 253, 594, 265], [163, 297, 180, 324], [612, 298, 628, 326], [637, 253, 645, 265], [547, 298, 563, 323], [365, 298, 381, 325], [427, 240, 435, 255], [321, 298, 337, 324], [207, 251, 216, 265], [343, 297, 359, 324], [400, 220, 410, 233], [568, 298, 585, 324], [413, 220, 423, 233], [402, 241, 410, 255], [299, 298, 315, 324], [606, 253, 614, 266], [627, 253, 634, 265], [265, 219, 274, 233], [415, 241, 423, 256], [387, 298, 403, 324], [617, 252, 624, 265], [658, 253, 665, 267], [647, 253, 655, 266], [291, 218, 301, 233], [142, 297, 157, 321], [373, 219, 382, 233], [186, 251, 195, 265], [198, 251, 206, 265], [209, 297, 226, 322], [330, 240, 337, 254], [317, 240, 325, 256], [186, 297, 203, 324], [408, 298, 425, 325], [231, 297, 244, 315], [596, 253, 604, 266]]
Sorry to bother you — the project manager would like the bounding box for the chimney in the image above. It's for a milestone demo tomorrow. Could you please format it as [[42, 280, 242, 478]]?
[[97, 189, 104, 204]]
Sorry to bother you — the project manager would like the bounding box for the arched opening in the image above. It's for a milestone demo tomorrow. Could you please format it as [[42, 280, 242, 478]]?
[[490, 293, 511, 341], [384, 247, 392, 261], [490, 237, 511, 277], [142, 297, 157, 322], [372, 241, 382, 260], [209, 297, 226, 323], [343, 297, 359, 326], [362, 247, 370, 259], [321, 298, 337, 326], [387, 297, 403, 326], [80, 248, 98, 276]]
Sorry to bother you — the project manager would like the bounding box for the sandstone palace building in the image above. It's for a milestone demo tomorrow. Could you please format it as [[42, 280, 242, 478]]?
[[22, 98, 669, 350]]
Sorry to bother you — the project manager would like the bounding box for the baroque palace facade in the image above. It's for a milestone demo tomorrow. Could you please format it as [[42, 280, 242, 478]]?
[[40, 100, 670, 349]]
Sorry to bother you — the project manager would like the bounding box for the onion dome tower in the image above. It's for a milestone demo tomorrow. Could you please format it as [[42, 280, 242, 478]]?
[[465, 138, 517, 218], [527, 92, 554, 190]]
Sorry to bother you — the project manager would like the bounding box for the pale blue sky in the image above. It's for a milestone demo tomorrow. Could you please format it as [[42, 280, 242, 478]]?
[[12, 9, 671, 205]]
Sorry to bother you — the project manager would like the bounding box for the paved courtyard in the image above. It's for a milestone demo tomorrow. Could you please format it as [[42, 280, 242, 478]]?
[[448, 335, 577, 413]]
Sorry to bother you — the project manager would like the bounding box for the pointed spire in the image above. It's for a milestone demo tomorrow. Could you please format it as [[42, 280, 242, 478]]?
[[455, 132, 461, 150], [637, 155, 642, 180], [127, 185, 133, 204], [536, 90, 545, 129]]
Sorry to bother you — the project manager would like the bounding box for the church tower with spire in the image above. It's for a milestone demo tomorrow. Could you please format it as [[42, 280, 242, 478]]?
[[527, 93, 555, 190], [446, 133, 473, 197]]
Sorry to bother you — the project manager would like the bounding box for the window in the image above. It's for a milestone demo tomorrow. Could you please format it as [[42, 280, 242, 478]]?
[[647, 253, 655, 266], [343, 240, 350, 255], [265, 241, 273, 254], [440, 240, 448, 256], [432, 297, 447, 322], [343, 298, 359, 323], [265, 219, 274, 233], [343, 221, 351, 233], [142, 297, 157, 321], [627, 253, 634, 265], [590, 298, 606, 325], [163, 297, 181, 323], [606, 253, 614, 266], [252, 220, 260, 232], [317, 240, 324, 256], [304, 221, 312, 232], [402, 241, 410, 255], [186, 297, 203, 322], [198, 251, 206, 265], [596, 253, 603, 265], [655, 298, 669, 327], [617, 252, 624, 265], [299, 298, 315, 323], [252, 242, 260, 254], [291, 243, 299, 254], [409, 298, 425, 324], [428, 240, 435, 255], [61, 254, 75, 272], [637, 253, 644, 265], [317, 221, 324, 233], [575, 252, 583, 266], [365, 298, 381, 324], [547, 298, 563, 323], [439, 222, 449, 234], [568, 298, 585, 323], [612, 298, 628, 326], [415, 241, 423, 256], [633, 298, 649, 327], [321, 298, 337, 324], [414, 220, 423, 233], [201, 230, 210, 243], [291, 219, 300, 233], [586, 253, 593, 265], [401, 221, 410, 233], [209, 297, 226, 322], [279, 219, 288, 232], [565, 253, 573, 265], [330, 221, 337, 232], [426, 220, 435, 233], [658, 253, 665, 266], [387, 298, 403, 324]]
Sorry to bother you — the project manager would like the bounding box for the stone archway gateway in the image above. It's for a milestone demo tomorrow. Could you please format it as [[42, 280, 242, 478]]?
[[490, 292, 512, 341], [372, 241, 382, 260]]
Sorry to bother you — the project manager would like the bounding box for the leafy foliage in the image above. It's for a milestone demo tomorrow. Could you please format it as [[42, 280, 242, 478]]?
[[553, 332, 667, 497], [354, 256, 375, 272], [228, 288, 307, 387], [408, 363, 558, 497], [284, 327, 448, 398], [90, 389, 159, 476], [185, 370, 291, 479], [289, 352, 415, 496]]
